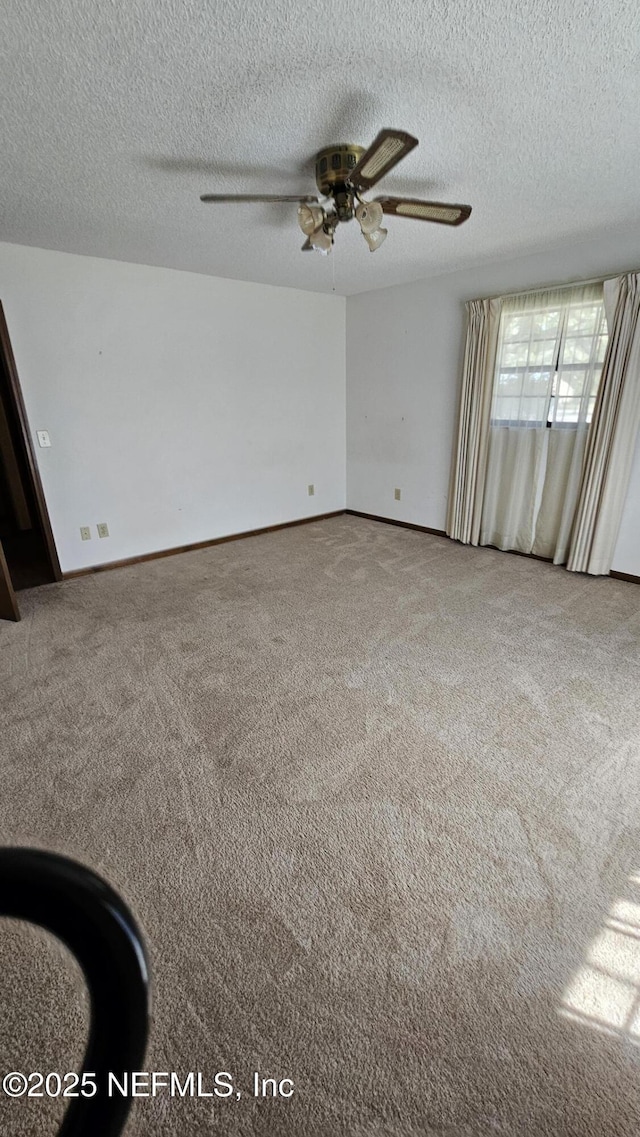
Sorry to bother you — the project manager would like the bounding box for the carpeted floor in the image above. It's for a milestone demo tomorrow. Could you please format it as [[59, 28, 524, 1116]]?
[[1, 514, 640, 1136]]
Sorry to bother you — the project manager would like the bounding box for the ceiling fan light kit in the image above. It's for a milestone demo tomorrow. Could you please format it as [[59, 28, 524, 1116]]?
[[297, 203, 325, 236], [362, 226, 388, 252], [200, 129, 472, 258]]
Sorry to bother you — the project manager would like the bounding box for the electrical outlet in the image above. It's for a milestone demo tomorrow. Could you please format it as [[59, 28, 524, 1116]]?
[[80, 526, 91, 541], [97, 522, 109, 538], [394, 488, 401, 501], [308, 484, 315, 496], [36, 430, 51, 448]]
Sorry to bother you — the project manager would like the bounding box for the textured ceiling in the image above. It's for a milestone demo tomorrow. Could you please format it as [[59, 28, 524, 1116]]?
[[2, 0, 639, 295]]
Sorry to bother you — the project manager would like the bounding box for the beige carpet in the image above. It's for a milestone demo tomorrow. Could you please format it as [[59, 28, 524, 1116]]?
[[1, 514, 640, 1136]]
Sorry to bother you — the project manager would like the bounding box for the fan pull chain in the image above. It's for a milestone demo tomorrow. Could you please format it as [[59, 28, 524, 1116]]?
[[331, 249, 336, 293]]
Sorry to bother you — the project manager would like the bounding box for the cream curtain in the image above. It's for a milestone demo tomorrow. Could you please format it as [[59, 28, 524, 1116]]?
[[479, 283, 604, 562], [480, 426, 546, 553], [446, 298, 501, 544], [480, 425, 590, 561], [568, 273, 640, 574], [533, 426, 588, 561]]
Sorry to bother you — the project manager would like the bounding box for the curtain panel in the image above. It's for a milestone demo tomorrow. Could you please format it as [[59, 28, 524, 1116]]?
[[568, 273, 640, 574], [480, 282, 604, 562], [447, 272, 640, 576], [446, 298, 501, 544]]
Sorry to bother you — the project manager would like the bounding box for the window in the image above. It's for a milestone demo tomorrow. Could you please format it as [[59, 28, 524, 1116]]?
[[491, 288, 607, 428]]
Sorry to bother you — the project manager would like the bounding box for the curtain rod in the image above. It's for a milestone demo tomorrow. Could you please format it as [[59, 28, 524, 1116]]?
[[478, 269, 631, 304]]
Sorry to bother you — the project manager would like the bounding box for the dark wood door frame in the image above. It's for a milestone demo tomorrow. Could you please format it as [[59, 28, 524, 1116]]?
[[0, 539, 20, 621], [0, 300, 62, 585]]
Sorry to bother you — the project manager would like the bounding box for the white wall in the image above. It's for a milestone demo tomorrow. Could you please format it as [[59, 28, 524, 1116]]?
[[3, 232, 639, 580], [0, 243, 346, 573], [347, 230, 640, 576]]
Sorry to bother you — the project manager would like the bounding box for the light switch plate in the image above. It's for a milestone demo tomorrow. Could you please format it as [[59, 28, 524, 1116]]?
[[394, 488, 401, 501], [308, 484, 315, 496], [80, 527, 91, 541], [36, 430, 51, 447], [97, 522, 109, 538]]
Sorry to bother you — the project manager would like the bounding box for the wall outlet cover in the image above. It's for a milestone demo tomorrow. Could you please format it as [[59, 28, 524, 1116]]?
[[308, 484, 315, 496], [394, 488, 401, 501], [97, 522, 109, 538], [36, 430, 51, 447]]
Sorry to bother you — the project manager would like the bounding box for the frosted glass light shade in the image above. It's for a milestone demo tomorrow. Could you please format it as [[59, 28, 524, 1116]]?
[[310, 226, 333, 254], [362, 226, 387, 252], [355, 201, 384, 234], [297, 204, 325, 236]]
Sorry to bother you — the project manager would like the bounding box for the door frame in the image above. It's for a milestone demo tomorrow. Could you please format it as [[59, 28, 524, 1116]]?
[[0, 539, 20, 621], [0, 300, 62, 582]]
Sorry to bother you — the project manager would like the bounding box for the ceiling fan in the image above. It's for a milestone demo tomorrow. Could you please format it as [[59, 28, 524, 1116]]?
[[200, 129, 471, 255]]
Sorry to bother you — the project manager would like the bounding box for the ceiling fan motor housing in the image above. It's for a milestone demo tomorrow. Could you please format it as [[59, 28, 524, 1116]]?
[[315, 144, 365, 195]]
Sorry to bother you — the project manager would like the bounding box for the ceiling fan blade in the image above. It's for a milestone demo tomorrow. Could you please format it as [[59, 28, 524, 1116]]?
[[349, 130, 419, 191], [200, 193, 318, 203], [375, 197, 472, 226]]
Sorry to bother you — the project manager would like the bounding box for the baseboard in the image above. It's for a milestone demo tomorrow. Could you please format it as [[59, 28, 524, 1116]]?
[[59, 509, 640, 585], [345, 509, 447, 538], [610, 569, 640, 585], [63, 511, 346, 579], [347, 513, 639, 583]]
